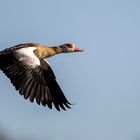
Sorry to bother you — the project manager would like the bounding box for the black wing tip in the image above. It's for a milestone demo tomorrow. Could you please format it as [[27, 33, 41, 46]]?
[[54, 101, 73, 111], [38, 101, 72, 111], [20, 93, 72, 111], [18, 89, 73, 111]]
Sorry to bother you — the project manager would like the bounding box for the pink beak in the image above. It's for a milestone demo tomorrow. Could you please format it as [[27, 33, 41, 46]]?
[[74, 47, 84, 52]]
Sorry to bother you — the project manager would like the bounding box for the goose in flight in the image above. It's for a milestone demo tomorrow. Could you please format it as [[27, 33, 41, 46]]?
[[0, 43, 83, 111]]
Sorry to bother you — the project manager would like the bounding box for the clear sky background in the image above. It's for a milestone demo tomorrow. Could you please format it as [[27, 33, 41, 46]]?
[[0, 0, 140, 140]]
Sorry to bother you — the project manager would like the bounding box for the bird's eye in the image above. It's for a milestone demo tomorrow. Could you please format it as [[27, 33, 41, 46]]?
[[67, 44, 73, 48]]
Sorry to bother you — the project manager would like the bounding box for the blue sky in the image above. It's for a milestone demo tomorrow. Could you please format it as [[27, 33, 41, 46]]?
[[0, 0, 140, 140]]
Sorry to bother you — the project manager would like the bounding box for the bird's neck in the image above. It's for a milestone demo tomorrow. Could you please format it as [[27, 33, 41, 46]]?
[[34, 46, 63, 59], [47, 46, 63, 57]]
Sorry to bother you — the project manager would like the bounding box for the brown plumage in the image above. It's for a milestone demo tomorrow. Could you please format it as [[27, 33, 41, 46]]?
[[0, 43, 83, 111]]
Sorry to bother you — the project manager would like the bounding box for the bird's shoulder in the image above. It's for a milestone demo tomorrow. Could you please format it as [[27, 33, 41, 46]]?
[[1, 43, 40, 53]]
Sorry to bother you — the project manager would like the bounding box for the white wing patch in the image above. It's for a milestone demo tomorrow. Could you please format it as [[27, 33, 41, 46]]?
[[13, 47, 40, 68]]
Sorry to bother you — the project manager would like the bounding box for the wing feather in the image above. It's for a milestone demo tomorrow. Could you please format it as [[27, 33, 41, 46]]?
[[0, 50, 71, 111]]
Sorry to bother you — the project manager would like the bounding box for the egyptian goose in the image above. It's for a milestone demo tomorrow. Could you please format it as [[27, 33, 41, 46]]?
[[0, 43, 83, 111]]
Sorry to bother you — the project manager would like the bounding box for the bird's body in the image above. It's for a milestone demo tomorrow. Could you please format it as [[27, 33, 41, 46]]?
[[0, 43, 83, 111]]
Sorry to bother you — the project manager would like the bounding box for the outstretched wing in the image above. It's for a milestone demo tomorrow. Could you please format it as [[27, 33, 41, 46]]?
[[0, 50, 71, 111]]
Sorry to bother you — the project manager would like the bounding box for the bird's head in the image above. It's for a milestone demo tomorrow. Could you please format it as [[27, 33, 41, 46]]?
[[60, 43, 83, 53]]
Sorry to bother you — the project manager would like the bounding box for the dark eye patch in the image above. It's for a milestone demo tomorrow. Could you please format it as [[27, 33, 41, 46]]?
[[67, 44, 73, 48]]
